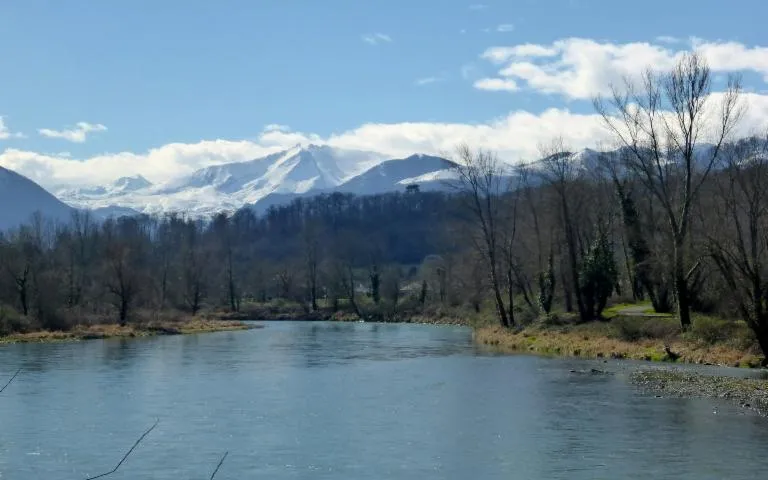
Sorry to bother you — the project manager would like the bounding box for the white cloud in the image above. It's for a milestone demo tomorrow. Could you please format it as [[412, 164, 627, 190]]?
[[38, 122, 107, 143], [483, 44, 558, 61], [496, 24, 515, 33], [476, 37, 768, 99], [0, 110, 615, 188], [415, 76, 445, 86], [0, 117, 25, 140], [362, 33, 392, 45], [263, 123, 290, 132], [473, 78, 519, 91], [4, 93, 768, 190]]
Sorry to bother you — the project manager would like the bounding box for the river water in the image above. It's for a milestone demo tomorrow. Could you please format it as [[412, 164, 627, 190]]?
[[1, 321, 767, 479]]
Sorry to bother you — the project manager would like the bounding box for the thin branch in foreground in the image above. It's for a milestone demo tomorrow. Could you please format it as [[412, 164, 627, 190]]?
[[210, 451, 229, 480], [85, 419, 159, 480], [0, 368, 22, 394]]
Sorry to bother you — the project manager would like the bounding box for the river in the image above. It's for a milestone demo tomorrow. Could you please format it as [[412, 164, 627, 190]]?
[[1, 321, 767, 479]]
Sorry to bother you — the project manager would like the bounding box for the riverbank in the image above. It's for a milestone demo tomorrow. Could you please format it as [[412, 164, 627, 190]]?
[[474, 319, 765, 368], [203, 300, 767, 368], [0, 318, 251, 345], [631, 369, 768, 415]]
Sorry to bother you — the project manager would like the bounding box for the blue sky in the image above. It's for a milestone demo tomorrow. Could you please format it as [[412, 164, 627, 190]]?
[[1, 0, 768, 187]]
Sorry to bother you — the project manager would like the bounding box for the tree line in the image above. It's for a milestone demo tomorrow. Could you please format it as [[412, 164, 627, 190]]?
[[2, 52, 768, 363]]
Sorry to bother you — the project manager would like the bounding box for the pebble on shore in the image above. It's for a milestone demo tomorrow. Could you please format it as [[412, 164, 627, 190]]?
[[631, 369, 768, 416]]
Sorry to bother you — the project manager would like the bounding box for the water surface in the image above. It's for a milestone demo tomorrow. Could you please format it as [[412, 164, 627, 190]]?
[[1, 321, 767, 479]]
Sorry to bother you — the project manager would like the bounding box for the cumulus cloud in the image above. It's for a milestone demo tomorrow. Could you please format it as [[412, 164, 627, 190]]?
[[361, 33, 392, 45], [4, 93, 768, 190], [0, 110, 619, 188], [496, 24, 515, 33], [38, 122, 107, 143], [0, 117, 24, 140], [473, 78, 518, 91], [263, 123, 290, 132], [476, 37, 768, 99]]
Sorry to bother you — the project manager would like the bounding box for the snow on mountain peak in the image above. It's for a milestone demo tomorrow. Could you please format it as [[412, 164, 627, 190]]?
[[112, 175, 152, 192], [56, 145, 394, 216]]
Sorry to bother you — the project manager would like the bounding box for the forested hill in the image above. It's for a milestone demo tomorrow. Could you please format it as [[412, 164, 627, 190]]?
[[254, 190, 460, 265], [0, 189, 465, 331]]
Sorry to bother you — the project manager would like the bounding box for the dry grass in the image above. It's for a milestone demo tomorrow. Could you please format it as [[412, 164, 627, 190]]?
[[0, 317, 249, 344], [475, 320, 765, 368]]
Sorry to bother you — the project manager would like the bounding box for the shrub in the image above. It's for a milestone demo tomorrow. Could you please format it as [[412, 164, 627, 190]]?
[[513, 304, 539, 326], [688, 315, 747, 346], [611, 316, 680, 341], [0, 305, 32, 336]]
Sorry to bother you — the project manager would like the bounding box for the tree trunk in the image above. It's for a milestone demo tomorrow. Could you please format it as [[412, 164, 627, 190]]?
[[489, 262, 509, 327], [506, 267, 516, 327], [16, 275, 29, 317], [309, 272, 318, 312], [561, 268, 573, 313], [673, 240, 691, 329], [119, 297, 128, 327], [756, 324, 768, 367]]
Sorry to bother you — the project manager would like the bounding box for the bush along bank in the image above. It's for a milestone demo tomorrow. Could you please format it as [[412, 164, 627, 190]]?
[[1, 308, 250, 345], [474, 312, 765, 368]]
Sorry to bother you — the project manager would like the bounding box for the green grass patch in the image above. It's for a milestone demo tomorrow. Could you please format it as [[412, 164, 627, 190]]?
[[602, 302, 653, 319]]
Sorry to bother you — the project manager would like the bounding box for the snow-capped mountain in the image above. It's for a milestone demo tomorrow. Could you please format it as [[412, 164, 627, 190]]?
[[0, 166, 74, 230], [335, 154, 458, 195], [55, 145, 450, 216], [249, 154, 459, 214], [59, 175, 153, 200]]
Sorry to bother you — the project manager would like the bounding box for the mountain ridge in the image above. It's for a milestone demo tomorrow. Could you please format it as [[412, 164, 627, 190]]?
[[55, 145, 452, 216], [0, 166, 74, 230]]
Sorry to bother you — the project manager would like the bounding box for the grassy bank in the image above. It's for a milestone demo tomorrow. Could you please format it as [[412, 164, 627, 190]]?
[[474, 313, 765, 368], [0, 318, 250, 345]]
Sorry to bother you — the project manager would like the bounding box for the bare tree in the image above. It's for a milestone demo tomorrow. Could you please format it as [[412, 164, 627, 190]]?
[[181, 220, 207, 315], [707, 135, 768, 363], [303, 220, 321, 311], [211, 213, 239, 312], [453, 144, 512, 327], [0, 234, 32, 316], [102, 218, 148, 326], [595, 52, 743, 328], [537, 138, 590, 321]]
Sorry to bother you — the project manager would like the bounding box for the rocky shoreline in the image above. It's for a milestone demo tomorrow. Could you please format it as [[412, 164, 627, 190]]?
[[630, 368, 768, 416]]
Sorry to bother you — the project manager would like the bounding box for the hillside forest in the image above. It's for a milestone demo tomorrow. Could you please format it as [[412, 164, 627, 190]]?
[[2, 53, 768, 362]]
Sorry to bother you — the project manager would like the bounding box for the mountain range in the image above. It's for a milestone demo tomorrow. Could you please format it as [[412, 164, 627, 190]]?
[[0, 141, 726, 231], [0, 166, 74, 230], [54, 144, 460, 217]]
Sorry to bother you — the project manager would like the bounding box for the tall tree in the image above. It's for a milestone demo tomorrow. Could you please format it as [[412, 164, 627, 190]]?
[[538, 139, 590, 321], [595, 52, 743, 328], [707, 136, 768, 363], [453, 145, 512, 327]]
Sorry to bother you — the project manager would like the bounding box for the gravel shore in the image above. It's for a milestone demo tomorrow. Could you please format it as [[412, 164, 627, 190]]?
[[631, 369, 768, 415]]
